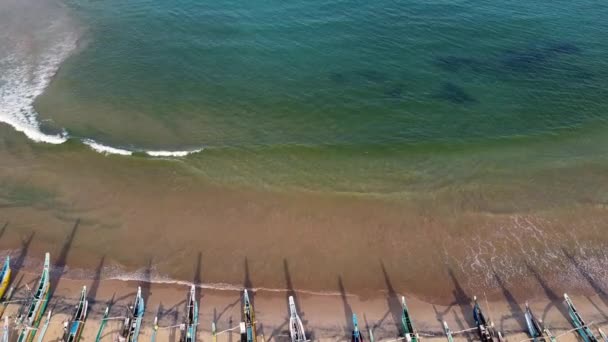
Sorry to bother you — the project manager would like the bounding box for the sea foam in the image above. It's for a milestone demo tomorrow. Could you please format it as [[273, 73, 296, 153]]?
[[0, 0, 203, 159]]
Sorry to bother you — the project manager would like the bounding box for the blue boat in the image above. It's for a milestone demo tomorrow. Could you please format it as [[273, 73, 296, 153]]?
[[119, 286, 145, 342], [352, 314, 364, 342], [61, 286, 88, 342]]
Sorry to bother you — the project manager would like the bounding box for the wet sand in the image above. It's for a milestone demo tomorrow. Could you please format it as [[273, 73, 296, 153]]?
[[2, 270, 606, 341], [2, 123, 608, 302]]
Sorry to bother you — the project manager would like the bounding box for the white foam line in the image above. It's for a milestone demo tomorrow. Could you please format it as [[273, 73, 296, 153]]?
[[109, 275, 349, 297], [82, 139, 132, 156], [145, 148, 204, 157]]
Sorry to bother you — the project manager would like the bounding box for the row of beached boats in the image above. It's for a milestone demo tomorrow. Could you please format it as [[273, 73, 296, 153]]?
[[0, 253, 604, 342]]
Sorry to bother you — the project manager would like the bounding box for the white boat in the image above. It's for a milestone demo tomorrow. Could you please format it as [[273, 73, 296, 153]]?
[[288, 296, 306, 342]]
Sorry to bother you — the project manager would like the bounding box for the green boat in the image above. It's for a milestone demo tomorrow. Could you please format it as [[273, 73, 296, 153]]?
[[17, 253, 51, 342], [401, 296, 419, 342], [564, 293, 598, 342]]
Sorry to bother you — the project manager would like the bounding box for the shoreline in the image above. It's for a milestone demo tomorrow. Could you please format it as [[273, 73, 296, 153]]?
[[3, 270, 607, 341]]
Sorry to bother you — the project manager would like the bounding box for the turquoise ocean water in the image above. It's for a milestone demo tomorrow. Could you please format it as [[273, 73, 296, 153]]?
[[4, 0, 608, 195]]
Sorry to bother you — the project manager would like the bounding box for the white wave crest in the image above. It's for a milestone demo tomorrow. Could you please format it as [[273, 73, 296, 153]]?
[[82, 139, 133, 156], [145, 148, 204, 157], [0, 1, 79, 144]]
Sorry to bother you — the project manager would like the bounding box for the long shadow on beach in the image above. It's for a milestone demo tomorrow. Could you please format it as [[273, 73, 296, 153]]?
[[14, 232, 34, 274], [0, 222, 7, 240], [378, 261, 404, 337], [50, 219, 80, 297], [524, 262, 569, 323], [268, 259, 304, 341], [88, 255, 105, 304], [193, 251, 203, 305], [493, 271, 527, 332], [141, 258, 153, 308], [448, 268, 475, 327], [562, 248, 608, 307], [338, 276, 353, 337]]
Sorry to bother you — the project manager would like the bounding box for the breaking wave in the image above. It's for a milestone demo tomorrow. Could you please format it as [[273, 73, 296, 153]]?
[[0, 0, 203, 159]]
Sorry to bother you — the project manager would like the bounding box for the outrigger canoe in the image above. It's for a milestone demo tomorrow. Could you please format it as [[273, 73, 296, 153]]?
[[524, 302, 555, 342], [352, 313, 364, 342], [473, 296, 500, 342], [401, 296, 419, 342], [243, 290, 257, 342], [118, 286, 145, 342], [288, 296, 306, 342], [62, 286, 88, 342], [564, 293, 598, 342], [179, 285, 198, 342], [17, 253, 51, 342], [0, 256, 11, 301]]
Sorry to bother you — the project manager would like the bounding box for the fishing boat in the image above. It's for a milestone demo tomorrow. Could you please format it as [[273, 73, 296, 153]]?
[[62, 286, 88, 342], [442, 321, 454, 342], [179, 285, 198, 342], [243, 290, 257, 342], [352, 314, 364, 342], [288, 296, 306, 342], [0, 256, 11, 301], [598, 328, 608, 342], [564, 293, 598, 342], [473, 296, 499, 342], [118, 286, 145, 342], [401, 296, 419, 342], [524, 302, 555, 342], [17, 253, 51, 342]]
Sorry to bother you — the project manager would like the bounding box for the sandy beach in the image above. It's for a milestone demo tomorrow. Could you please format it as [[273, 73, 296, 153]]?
[[0, 268, 606, 341]]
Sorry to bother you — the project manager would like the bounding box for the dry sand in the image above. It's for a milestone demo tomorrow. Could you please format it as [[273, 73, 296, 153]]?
[[1, 271, 607, 341]]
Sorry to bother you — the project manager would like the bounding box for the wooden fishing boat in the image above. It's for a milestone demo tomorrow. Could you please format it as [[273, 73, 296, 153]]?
[[598, 328, 608, 342], [118, 286, 145, 342], [473, 296, 499, 342], [179, 285, 198, 342], [288, 296, 306, 342], [524, 302, 555, 342], [17, 253, 51, 342], [62, 286, 88, 342], [442, 321, 454, 342], [243, 290, 257, 342], [352, 313, 364, 342], [401, 296, 419, 342], [0, 256, 11, 301], [564, 293, 598, 342]]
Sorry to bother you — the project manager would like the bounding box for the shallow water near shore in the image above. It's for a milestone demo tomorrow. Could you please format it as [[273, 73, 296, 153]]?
[[1, 0, 608, 303]]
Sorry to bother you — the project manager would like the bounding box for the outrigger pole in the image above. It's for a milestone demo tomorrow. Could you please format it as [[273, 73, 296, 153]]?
[[95, 307, 110, 342], [35, 310, 52, 342], [2, 317, 8, 342]]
